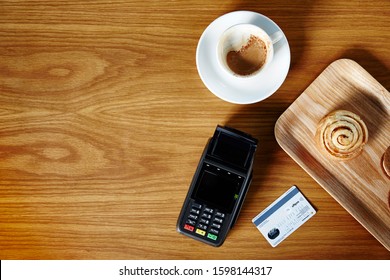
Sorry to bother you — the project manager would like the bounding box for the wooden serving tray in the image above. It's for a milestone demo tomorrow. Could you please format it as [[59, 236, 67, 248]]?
[[275, 59, 390, 251]]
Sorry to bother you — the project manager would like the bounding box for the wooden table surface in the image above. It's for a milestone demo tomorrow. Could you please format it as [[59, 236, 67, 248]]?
[[1, 0, 389, 260]]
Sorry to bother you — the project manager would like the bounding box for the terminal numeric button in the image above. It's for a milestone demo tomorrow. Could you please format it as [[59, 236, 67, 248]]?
[[204, 207, 214, 214], [188, 214, 198, 220], [200, 218, 209, 225], [214, 217, 223, 224], [215, 212, 225, 218], [192, 203, 202, 209], [186, 219, 196, 226], [198, 224, 207, 230], [190, 208, 200, 215], [211, 223, 221, 229], [201, 213, 212, 219]]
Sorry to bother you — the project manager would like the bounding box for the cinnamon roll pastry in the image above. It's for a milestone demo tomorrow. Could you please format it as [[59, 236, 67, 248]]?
[[316, 110, 368, 160]]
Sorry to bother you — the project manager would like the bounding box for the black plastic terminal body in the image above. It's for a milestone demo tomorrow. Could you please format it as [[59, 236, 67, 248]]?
[[177, 125, 258, 246]]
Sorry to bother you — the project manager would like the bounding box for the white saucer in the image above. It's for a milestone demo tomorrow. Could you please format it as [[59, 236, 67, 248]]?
[[196, 11, 291, 104]]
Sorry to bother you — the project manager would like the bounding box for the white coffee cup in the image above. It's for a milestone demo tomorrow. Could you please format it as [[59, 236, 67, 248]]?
[[217, 23, 283, 78]]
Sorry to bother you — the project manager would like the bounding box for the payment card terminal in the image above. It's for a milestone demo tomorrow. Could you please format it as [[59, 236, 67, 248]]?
[[177, 125, 258, 246]]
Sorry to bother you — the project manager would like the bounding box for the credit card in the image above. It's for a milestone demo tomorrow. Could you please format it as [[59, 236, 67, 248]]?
[[252, 185, 316, 247]]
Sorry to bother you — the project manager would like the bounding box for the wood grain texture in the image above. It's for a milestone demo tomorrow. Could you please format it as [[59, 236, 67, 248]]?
[[275, 59, 390, 251], [1, 0, 390, 259]]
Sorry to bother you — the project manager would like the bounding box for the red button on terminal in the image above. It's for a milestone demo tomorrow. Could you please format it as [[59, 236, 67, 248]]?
[[184, 224, 194, 232]]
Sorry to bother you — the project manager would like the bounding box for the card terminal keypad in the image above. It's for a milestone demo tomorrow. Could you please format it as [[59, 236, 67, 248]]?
[[183, 201, 226, 241]]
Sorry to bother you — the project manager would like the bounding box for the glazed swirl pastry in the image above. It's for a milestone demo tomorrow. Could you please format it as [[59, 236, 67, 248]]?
[[316, 110, 368, 160]]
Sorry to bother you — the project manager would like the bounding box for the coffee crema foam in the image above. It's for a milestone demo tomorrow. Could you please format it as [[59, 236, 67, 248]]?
[[226, 35, 267, 76]]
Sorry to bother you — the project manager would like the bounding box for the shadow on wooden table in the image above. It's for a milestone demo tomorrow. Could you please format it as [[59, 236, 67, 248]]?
[[341, 47, 390, 91], [224, 95, 287, 203], [335, 49, 390, 142]]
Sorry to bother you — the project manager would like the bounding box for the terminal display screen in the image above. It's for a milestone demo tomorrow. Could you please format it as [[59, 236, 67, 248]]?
[[194, 166, 242, 213]]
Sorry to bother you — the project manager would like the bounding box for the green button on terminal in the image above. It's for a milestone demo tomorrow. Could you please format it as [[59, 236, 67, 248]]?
[[207, 233, 217, 240]]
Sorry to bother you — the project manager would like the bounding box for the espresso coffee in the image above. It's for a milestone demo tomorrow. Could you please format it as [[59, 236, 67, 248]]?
[[226, 35, 267, 76]]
